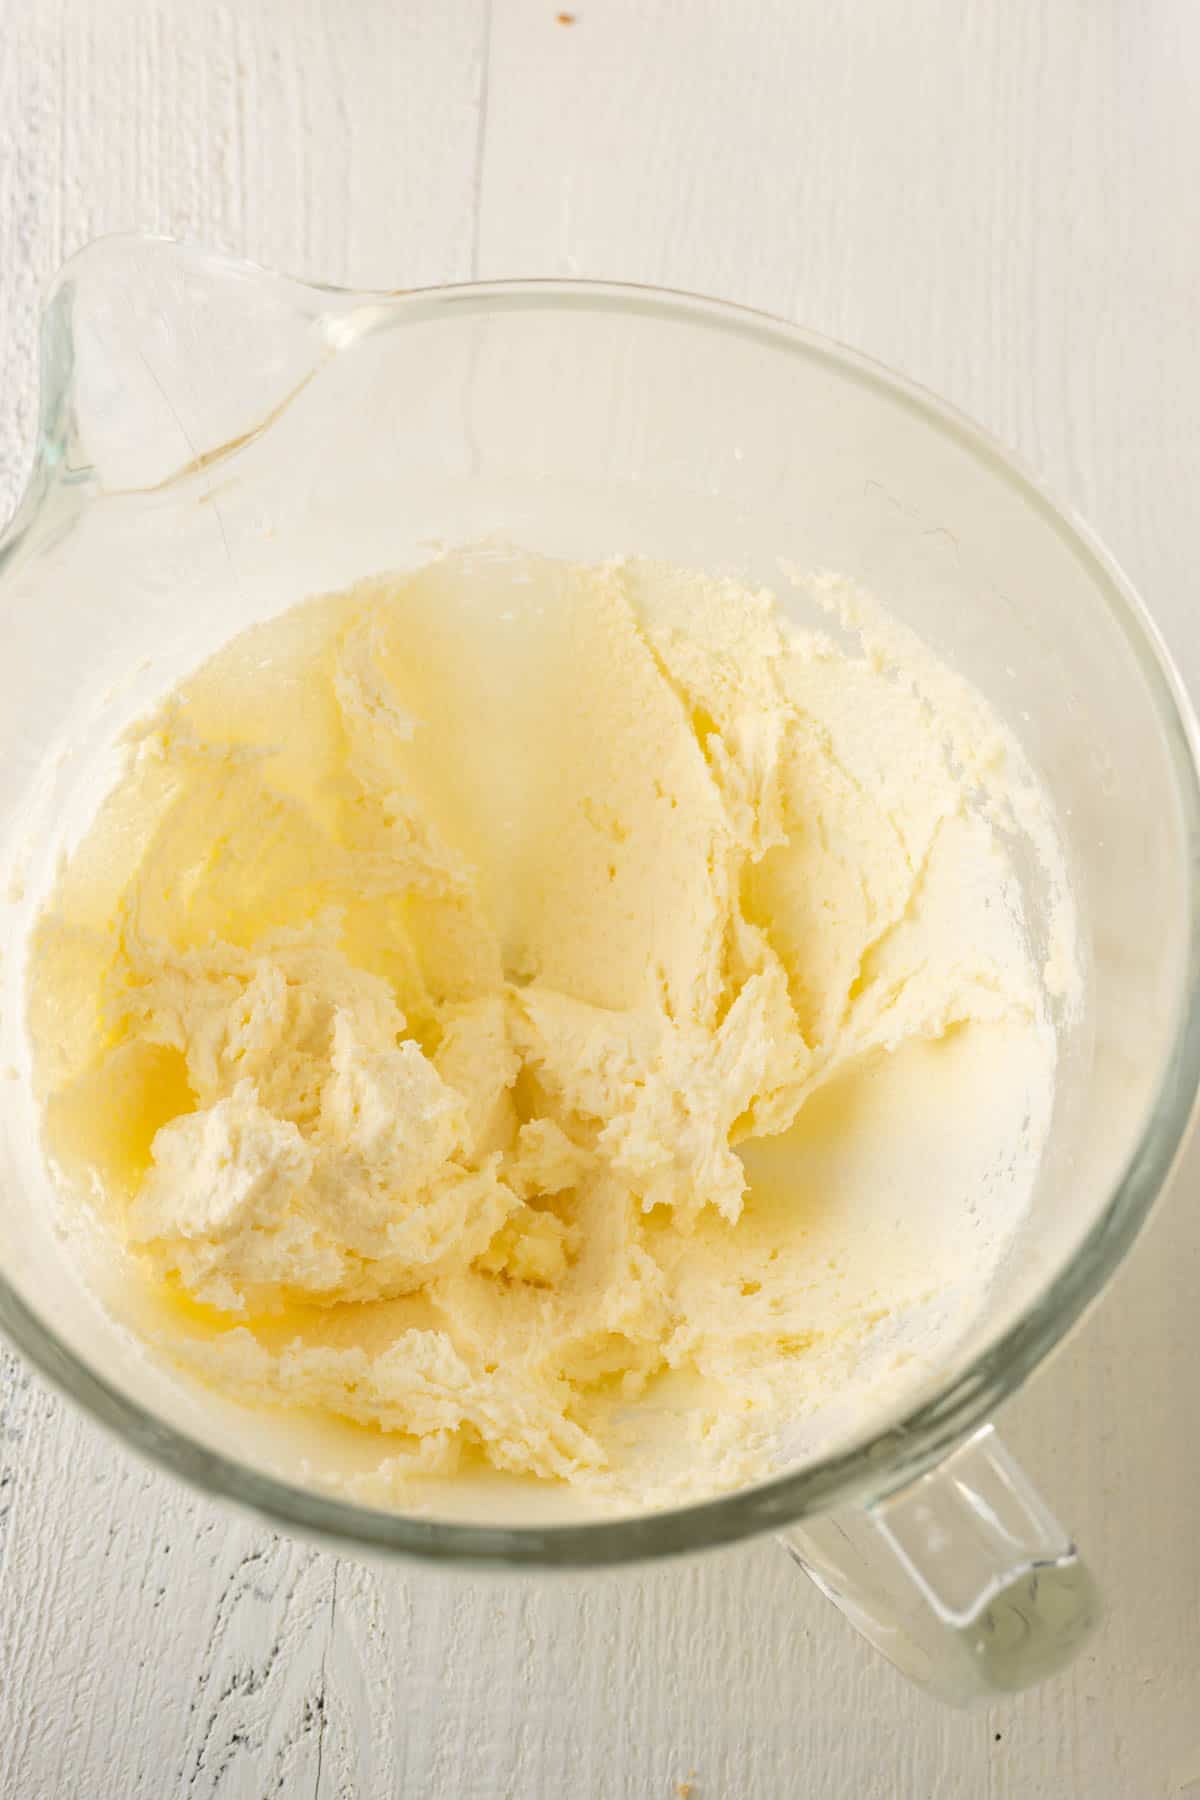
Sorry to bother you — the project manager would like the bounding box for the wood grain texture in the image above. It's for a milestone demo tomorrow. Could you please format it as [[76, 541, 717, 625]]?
[[2, 1, 1200, 1794]]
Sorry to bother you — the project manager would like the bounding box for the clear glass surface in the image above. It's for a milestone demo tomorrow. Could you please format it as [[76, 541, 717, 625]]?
[[0, 242, 1197, 1651]]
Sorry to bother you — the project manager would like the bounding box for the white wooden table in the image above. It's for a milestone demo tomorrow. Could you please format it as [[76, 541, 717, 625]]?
[[2, 3, 1200, 1794]]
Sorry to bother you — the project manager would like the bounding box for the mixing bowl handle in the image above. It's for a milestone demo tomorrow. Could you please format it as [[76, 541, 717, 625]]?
[[777, 1423, 1099, 1706]]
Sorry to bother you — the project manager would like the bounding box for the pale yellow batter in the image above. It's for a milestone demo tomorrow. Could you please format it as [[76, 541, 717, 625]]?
[[27, 547, 1062, 1507]]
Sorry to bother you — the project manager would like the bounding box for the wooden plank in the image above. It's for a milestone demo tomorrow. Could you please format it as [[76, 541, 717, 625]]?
[[473, 2, 1200, 1791], [0, 4, 483, 1797]]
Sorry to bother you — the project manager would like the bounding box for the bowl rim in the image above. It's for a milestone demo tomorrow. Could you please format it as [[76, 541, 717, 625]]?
[[3, 239, 1199, 1567]]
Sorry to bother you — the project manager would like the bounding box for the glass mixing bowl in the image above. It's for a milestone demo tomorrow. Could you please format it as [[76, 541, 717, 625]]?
[[2, 238, 1198, 1704]]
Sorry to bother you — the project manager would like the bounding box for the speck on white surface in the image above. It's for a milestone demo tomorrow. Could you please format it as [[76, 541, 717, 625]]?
[[2, 3, 1200, 1795]]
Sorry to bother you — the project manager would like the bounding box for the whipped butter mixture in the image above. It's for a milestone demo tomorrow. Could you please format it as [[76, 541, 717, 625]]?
[[28, 547, 1068, 1508]]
